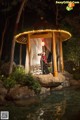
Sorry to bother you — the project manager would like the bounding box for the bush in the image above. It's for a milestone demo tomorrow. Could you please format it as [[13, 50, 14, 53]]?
[[10, 66, 26, 84], [26, 73, 41, 93], [10, 67, 41, 93], [3, 77, 16, 89], [18, 73, 41, 94], [0, 66, 41, 94]]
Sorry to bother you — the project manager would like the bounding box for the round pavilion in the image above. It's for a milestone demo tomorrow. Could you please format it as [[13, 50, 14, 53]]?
[[15, 29, 72, 77]]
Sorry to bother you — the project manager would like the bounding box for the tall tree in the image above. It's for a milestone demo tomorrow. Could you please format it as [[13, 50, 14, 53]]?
[[19, 44, 22, 65], [9, 0, 27, 74], [0, 19, 8, 60]]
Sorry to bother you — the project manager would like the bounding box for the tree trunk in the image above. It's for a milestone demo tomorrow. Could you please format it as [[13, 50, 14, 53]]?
[[19, 44, 22, 65], [9, 0, 27, 74], [56, 5, 59, 28], [0, 19, 8, 60]]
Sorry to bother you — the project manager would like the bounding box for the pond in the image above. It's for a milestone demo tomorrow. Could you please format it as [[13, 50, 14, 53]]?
[[0, 87, 80, 120]]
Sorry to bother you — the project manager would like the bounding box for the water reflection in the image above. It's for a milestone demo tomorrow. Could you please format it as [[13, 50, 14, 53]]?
[[0, 87, 80, 120], [26, 88, 80, 120], [26, 99, 67, 120]]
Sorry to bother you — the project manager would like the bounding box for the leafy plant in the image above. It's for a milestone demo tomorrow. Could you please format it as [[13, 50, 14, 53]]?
[[3, 76, 16, 89], [20, 73, 41, 94], [10, 66, 26, 83], [1, 66, 41, 94], [9, 67, 41, 93], [63, 38, 80, 65]]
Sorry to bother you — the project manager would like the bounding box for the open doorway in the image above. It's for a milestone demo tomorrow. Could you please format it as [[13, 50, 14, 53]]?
[[30, 38, 52, 74]]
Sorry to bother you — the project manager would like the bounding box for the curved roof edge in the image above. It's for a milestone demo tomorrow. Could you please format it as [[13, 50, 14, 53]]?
[[15, 29, 72, 44]]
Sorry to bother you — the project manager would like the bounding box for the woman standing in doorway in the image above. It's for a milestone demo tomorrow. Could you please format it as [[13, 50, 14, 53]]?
[[40, 52, 49, 74]]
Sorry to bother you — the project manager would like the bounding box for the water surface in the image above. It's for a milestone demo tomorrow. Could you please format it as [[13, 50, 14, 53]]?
[[0, 87, 80, 120]]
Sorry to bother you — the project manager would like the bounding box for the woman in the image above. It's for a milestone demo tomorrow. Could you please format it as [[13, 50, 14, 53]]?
[[40, 52, 49, 74]]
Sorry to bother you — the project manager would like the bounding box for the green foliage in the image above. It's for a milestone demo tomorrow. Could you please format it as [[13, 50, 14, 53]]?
[[7, 67, 41, 93], [15, 73, 41, 93], [0, 66, 41, 93], [63, 38, 80, 66], [25, 73, 41, 94], [3, 77, 16, 89], [11, 66, 26, 83]]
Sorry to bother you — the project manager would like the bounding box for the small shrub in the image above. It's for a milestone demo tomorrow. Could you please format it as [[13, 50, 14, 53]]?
[[31, 80, 41, 94], [3, 77, 16, 89], [10, 66, 26, 83], [9, 67, 41, 93], [19, 73, 41, 93]]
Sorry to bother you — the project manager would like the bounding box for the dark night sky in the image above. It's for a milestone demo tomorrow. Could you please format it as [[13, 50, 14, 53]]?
[[0, 0, 80, 63]]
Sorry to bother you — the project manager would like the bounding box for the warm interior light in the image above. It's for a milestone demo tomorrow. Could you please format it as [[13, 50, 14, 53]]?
[[42, 41, 45, 46]]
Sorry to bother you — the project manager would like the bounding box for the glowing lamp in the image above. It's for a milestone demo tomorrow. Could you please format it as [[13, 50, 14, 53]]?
[[41, 41, 45, 46]]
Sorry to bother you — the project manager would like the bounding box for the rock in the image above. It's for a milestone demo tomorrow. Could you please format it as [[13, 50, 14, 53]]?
[[1, 61, 16, 75], [62, 71, 73, 80], [61, 80, 70, 87], [57, 73, 66, 82], [52, 85, 63, 91], [0, 80, 4, 87], [40, 87, 50, 94], [14, 97, 40, 106], [0, 95, 6, 106], [0, 85, 7, 104], [0, 87, 7, 96], [78, 80, 80, 85], [70, 80, 79, 86], [34, 73, 65, 87], [7, 86, 36, 100]]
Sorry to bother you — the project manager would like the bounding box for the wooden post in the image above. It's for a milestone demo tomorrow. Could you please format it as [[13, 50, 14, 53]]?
[[52, 32, 58, 77], [57, 39, 61, 72], [60, 40, 64, 72], [19, 44, 22, 65], [25, 34, 30, 73]]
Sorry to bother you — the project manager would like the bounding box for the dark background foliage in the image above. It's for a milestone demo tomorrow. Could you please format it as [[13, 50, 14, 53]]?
[[0, 0, 80, 68]]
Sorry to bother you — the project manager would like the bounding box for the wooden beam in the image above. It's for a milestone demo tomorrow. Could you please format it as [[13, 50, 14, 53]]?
[[25, 34, 30, 73], [30, 33, 52, 39], [52, 32, 58, 77], [57, 39, 61, 72]]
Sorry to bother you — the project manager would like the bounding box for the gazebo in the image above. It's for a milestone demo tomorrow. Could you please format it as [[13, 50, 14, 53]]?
[[15, 28, 71, 77]]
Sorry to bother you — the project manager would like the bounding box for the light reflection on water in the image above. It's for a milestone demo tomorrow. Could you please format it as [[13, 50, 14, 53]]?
[[0, 87, 80, 120]]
